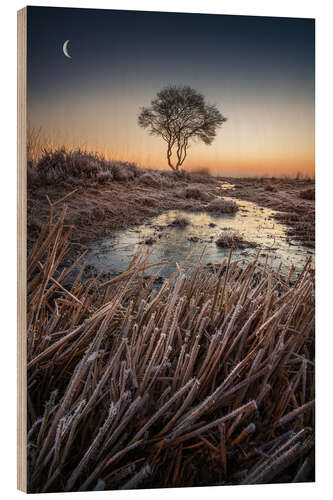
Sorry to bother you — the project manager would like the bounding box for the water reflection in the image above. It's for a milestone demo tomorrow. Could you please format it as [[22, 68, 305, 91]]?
[[87, 198, 314, 278], [219, 182, 235, 190]]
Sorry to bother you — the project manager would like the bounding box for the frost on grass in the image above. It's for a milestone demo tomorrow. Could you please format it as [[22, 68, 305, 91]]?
[[171, 216, 190, 227], [215, 231, 256, 249], [185, 185, 206, 200], [34, 148, 139, 185], [207, 198, 239, 213], [137, 172, 161, 187], [264, 183, 278, 192], [26, 209, 315, 492], [299, 188, 315, 200]]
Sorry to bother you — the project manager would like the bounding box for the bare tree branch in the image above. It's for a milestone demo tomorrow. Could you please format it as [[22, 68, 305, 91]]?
[[138, 86, 227, 171]]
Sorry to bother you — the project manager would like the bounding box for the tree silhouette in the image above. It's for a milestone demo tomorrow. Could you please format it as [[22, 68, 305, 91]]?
[[138, 85, 227, 171]]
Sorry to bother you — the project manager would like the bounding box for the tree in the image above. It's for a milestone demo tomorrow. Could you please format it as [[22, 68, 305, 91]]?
[[138, 85, 227, 171]]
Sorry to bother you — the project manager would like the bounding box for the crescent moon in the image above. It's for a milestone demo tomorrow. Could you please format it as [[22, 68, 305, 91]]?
[[63, 40, 72, 59]]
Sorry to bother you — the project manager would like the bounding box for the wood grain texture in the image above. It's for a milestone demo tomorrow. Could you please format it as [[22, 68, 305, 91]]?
[[17, 6, 27, 493]]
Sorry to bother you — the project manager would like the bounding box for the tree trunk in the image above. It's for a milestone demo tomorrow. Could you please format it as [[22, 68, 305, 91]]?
[[167, 144, 178, 171]]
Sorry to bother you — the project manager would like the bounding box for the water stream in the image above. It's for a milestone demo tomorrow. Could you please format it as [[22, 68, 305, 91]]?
[[86, 197, 314, 279]]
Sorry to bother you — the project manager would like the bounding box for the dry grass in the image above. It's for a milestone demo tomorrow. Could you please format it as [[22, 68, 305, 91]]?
[[32, 148, 140, 186], [26, 205, 315, 492], [137, 172, 162, 187], [171, 216, 190, 227], [184, 184, 210, 200], [299, 188, 315, 201], [27, 149, 224, 246], [207, 198, 239, 213], [264, 183, 278, 192], [215, 232, 256, 249]]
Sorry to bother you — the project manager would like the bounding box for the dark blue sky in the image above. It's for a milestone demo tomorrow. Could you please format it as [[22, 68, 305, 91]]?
[[27, 7, 315, 175]]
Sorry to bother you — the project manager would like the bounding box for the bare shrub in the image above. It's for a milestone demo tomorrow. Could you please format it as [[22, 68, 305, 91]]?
[[185, 185, 206, 199], [36, 149, 140, 185], [207, 198, 239, 213], [299, 188, 315, 200], [171, 215, 190, 226], [138, 172, 161, 187], [96, 171, 113, 184], [215, 231, 256, 248], [37, 149, 107, 184], [111, 162, 130, 182], [125, 162, 141, 178]]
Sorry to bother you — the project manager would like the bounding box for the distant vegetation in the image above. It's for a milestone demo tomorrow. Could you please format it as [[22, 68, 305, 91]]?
[[299, 188, 315, 200], [264, 183, 278, 192], [28, 147, 218, 190]]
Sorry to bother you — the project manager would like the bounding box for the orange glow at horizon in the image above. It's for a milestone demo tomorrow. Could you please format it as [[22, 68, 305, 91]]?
[[28, 85, 315, 177]]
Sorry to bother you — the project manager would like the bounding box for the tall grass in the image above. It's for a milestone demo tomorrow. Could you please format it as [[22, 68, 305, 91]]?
[[27, 205, 314, 492], [27, 147, 212, 189], [31, 148, 140, 185]]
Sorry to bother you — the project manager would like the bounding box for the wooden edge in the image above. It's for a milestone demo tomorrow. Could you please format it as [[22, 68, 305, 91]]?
[[17, 6, 27, 493]]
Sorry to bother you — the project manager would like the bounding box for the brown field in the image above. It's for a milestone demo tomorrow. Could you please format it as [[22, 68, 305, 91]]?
[[26, 150, 315, 492], [27, 150, 315, 250], [27, 207, 314, 492]]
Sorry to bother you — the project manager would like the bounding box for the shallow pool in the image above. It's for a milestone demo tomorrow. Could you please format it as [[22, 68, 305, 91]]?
[[86, 197, 314, 279]]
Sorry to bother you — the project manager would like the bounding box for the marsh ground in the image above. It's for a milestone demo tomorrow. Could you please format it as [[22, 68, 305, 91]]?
[[27, 206, 315, 492], [26, 157, 315, 491], [28, 162, 315, 253]]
